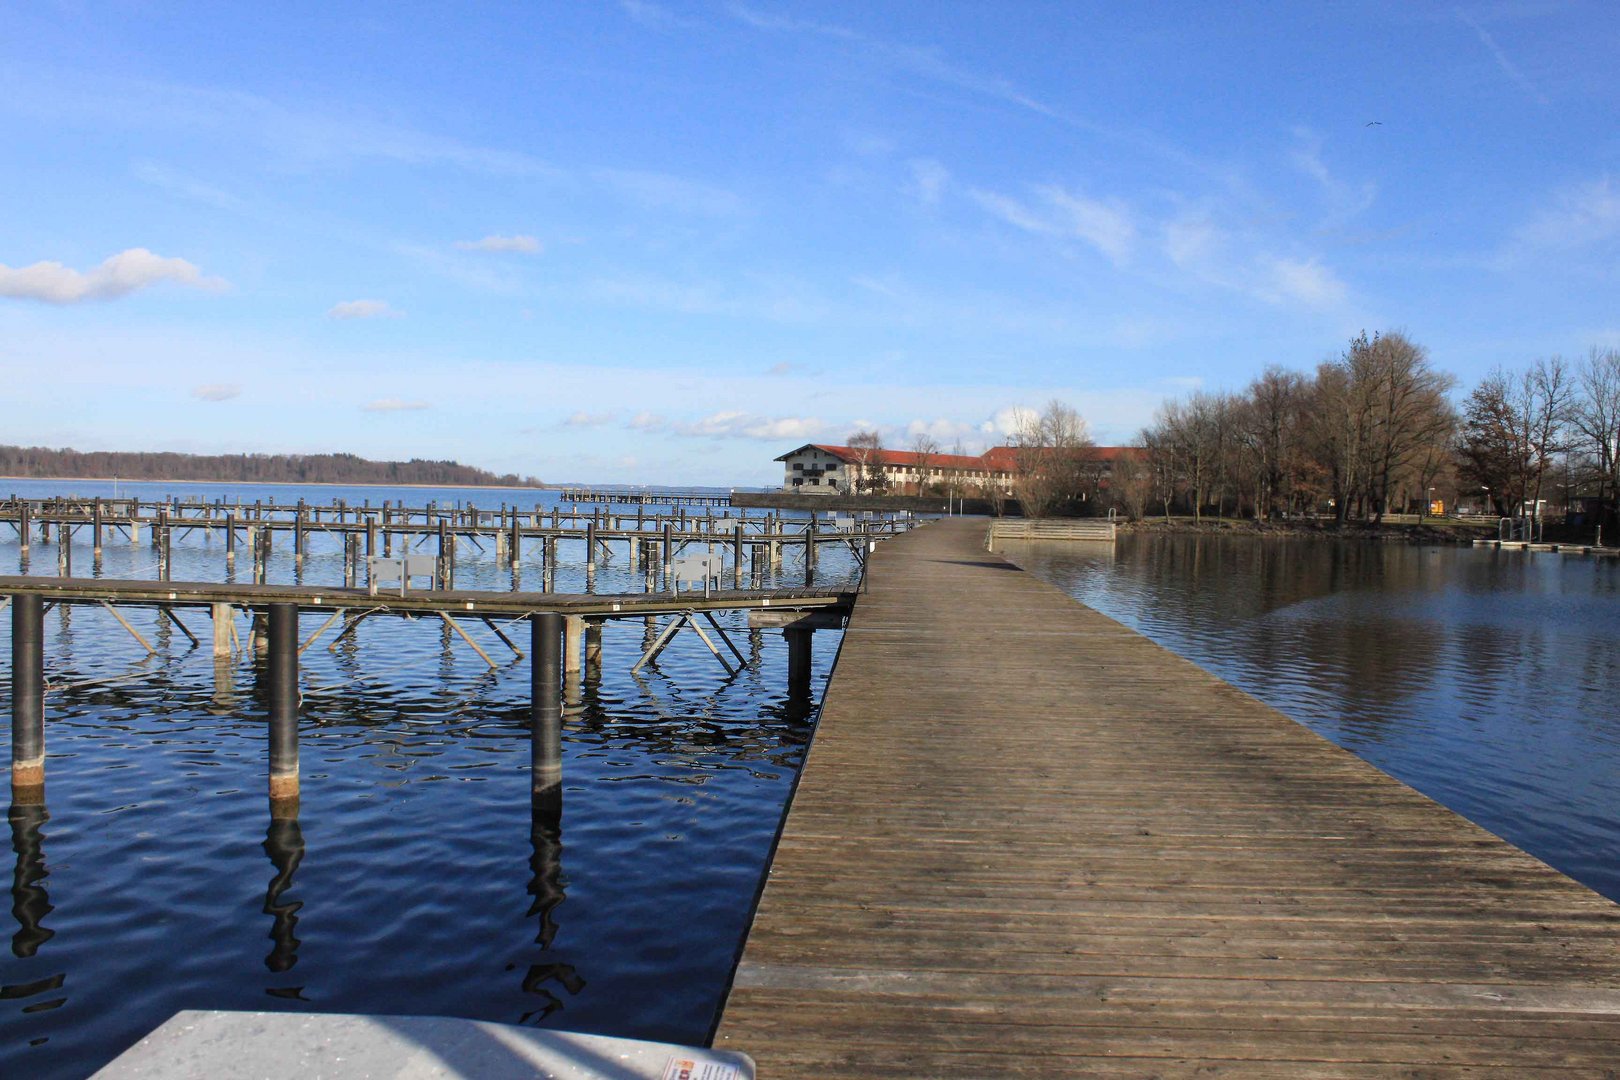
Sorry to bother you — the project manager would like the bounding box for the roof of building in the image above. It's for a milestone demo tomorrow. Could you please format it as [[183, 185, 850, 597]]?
[[777, 442, 1145, 472]]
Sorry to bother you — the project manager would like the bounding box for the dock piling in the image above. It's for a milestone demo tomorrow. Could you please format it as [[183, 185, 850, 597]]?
[[267, 602, 299, 813], [531, 611, 563, 804], [11, 593, 45, 803]]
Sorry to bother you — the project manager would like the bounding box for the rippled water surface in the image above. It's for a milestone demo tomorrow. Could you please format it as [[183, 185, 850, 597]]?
[[0, 480, 856, 1078], [1004, 533, 1620, 903]]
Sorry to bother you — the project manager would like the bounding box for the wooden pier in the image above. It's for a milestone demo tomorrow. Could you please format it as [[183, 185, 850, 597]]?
[[556, 487, 744, 507], [714, 518, 1620, 1076], [2, 494, 907, 588]]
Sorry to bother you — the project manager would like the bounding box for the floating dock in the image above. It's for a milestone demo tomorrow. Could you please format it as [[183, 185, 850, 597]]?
[[715, 518, 1620, 1076]]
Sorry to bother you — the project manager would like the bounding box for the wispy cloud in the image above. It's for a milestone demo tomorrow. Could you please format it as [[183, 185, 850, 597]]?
[[0, 248, 226, 304], [906, 158, 950, 208], [1289, 127, 1377, 229], [192, 383, 241, 402], [972, 185, 1135, 263], [668, 411, 828, 440], [133, 161, 243, 211], [618, 0, 692, 30], [766, 361, 792, 375], [1259, 256, 1348, 308], [562, 410, 616, 428], [361, 398, 429, 412], [1456, 7, 1549, 105], [1516, 177, 1620, 248], [328, 299, 401, 320], [454, 233, 541, 254]]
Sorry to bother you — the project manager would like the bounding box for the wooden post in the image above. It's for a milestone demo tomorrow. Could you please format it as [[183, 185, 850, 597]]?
[[564, 614, 584, 674], [92, 497, 103, 556], [510, 515, 521, 570], [57, 523, 71, 577], [733, 524, 745, 589], [586, 521, 597, 571], [267, 603, 299, 814], [584, 618, 602, 680], [804, 518, 816, 587], [160, 518, 172, 581], [437, 520, 449, 589], [226, 511, 238, 564], [11, 593, 45, 804], [785, 626, 812, 698], [343, 535, 358, 588], [212, 603, 233, 657], [17, 501, 29, 555], [367, 516, 378, 557], [294, 501, 306, 562], [531, 611, 563, 805]]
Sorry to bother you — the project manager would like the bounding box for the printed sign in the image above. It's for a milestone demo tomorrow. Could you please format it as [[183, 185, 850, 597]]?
[[660, 1058, 743, 1080]]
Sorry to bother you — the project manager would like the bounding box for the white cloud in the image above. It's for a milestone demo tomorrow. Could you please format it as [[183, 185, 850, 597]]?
[[192, 383, 241, 402], [628, 411, 667, 431], [362, 398, 429, 412], [0, 248, 225, 304], [971, 185, 1134, 262], [672, 411, 827, 440], [907, 158, 950, 207], [619, 0, 690, 29], [766, 361, 792, 375], [1260, 257, 1348, 308], [328, 299, 401, 320], [454, 234, 542, 254], [1457, 8, 1549, 106], [562, 410, 616, 428], [1517, 178, 1620, 249]]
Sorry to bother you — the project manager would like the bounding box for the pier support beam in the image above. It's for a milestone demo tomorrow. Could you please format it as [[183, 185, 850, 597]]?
[[785, 626, 813, 698], [531, 611, 563, 807], [211, 603, 233, 657], [267, 603, 299, 815], [584, 618, 603, 680], [11, 593, 45, 804], [563, 614, 584, 674]]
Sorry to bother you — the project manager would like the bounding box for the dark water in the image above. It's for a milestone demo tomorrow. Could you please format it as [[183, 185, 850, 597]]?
[[0, 480, 854, 1078], [1004, 533, 1620, 903]]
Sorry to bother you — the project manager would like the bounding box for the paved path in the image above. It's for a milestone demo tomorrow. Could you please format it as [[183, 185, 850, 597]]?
[[715, 518, 1620, 1077]]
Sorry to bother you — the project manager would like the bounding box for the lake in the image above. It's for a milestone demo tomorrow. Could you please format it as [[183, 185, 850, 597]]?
[[0, 479, 856, 1078], [1002, 532, 1620, 905]]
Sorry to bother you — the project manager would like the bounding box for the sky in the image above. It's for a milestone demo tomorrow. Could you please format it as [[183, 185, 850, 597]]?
[[1, 1, 1616, 486]]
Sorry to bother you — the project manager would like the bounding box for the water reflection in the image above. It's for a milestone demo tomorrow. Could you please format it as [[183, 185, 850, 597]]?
[[8, 805, 53, 959], [262, 817, 305, 989], [519, 795, 581, 1024]]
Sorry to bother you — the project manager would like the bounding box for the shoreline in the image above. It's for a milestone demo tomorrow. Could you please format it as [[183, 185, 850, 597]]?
[[0, 475, 552, 492], [1115, 517, 1496, 544]]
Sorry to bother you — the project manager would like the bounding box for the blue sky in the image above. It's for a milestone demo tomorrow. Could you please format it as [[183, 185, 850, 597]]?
[[1, 2, 1616, 485]]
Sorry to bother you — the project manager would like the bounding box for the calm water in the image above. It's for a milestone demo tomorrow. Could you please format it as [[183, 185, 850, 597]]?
[[0, 480, 855, 1078], [1004, 533, 1620, 902]]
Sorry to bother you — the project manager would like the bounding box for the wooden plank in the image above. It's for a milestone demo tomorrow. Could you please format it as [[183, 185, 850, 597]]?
[[713, 518, 1620, 1076]]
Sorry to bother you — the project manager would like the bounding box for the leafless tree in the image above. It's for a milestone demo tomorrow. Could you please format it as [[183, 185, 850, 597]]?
[[909, 432, 941, 495], [1573, 348, 1620, 516], [1011, 400, 1094, 517], [846, 430, 887, 494]]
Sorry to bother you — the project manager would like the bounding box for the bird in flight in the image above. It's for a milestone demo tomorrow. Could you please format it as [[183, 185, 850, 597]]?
[[1365, 121, 1383, 126]]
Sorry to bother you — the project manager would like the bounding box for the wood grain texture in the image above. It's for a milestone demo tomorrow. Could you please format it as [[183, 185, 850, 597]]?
[[714, 518, 1620, 1077]]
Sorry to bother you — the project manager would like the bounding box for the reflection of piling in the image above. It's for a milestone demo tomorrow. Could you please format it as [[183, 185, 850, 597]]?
[[786, 626, 813, 699], [267, 603, 299, 814], [10, 594, 45, 804], [262, 815, 305, 974], [531, 611, 563, 804], [8, 802, 54, 957]]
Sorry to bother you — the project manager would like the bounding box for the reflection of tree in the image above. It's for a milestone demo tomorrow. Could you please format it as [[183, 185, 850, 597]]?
[[262, 816, 305, 986], [9, 804, 54, 958]]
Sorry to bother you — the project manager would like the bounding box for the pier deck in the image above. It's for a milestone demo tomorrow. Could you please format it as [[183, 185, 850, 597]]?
[[715, 518, 1620, 1076]]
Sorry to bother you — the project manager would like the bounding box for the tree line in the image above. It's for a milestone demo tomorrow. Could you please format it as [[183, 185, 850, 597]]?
[[0, 445, 544, 489], [1119, 333, 1620, 532]]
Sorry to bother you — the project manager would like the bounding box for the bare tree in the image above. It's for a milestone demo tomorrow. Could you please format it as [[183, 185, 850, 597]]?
[[909, 432, 941, 495], [1108, 447, 1152, 521], [1572, 348, 1620, 526], [1011, 400, 1094, 517], [846, 430, 887, 494]]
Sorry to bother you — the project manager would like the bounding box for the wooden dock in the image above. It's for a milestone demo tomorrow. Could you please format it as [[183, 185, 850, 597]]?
[[714, 518, 1620, 1076]]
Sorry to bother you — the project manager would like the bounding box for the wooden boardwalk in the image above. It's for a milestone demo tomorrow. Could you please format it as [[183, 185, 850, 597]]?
[[714, 518, 1620, 1077]]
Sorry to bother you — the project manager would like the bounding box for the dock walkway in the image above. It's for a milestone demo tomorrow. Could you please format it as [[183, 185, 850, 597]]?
[[715, 518, 1620, 1076]]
